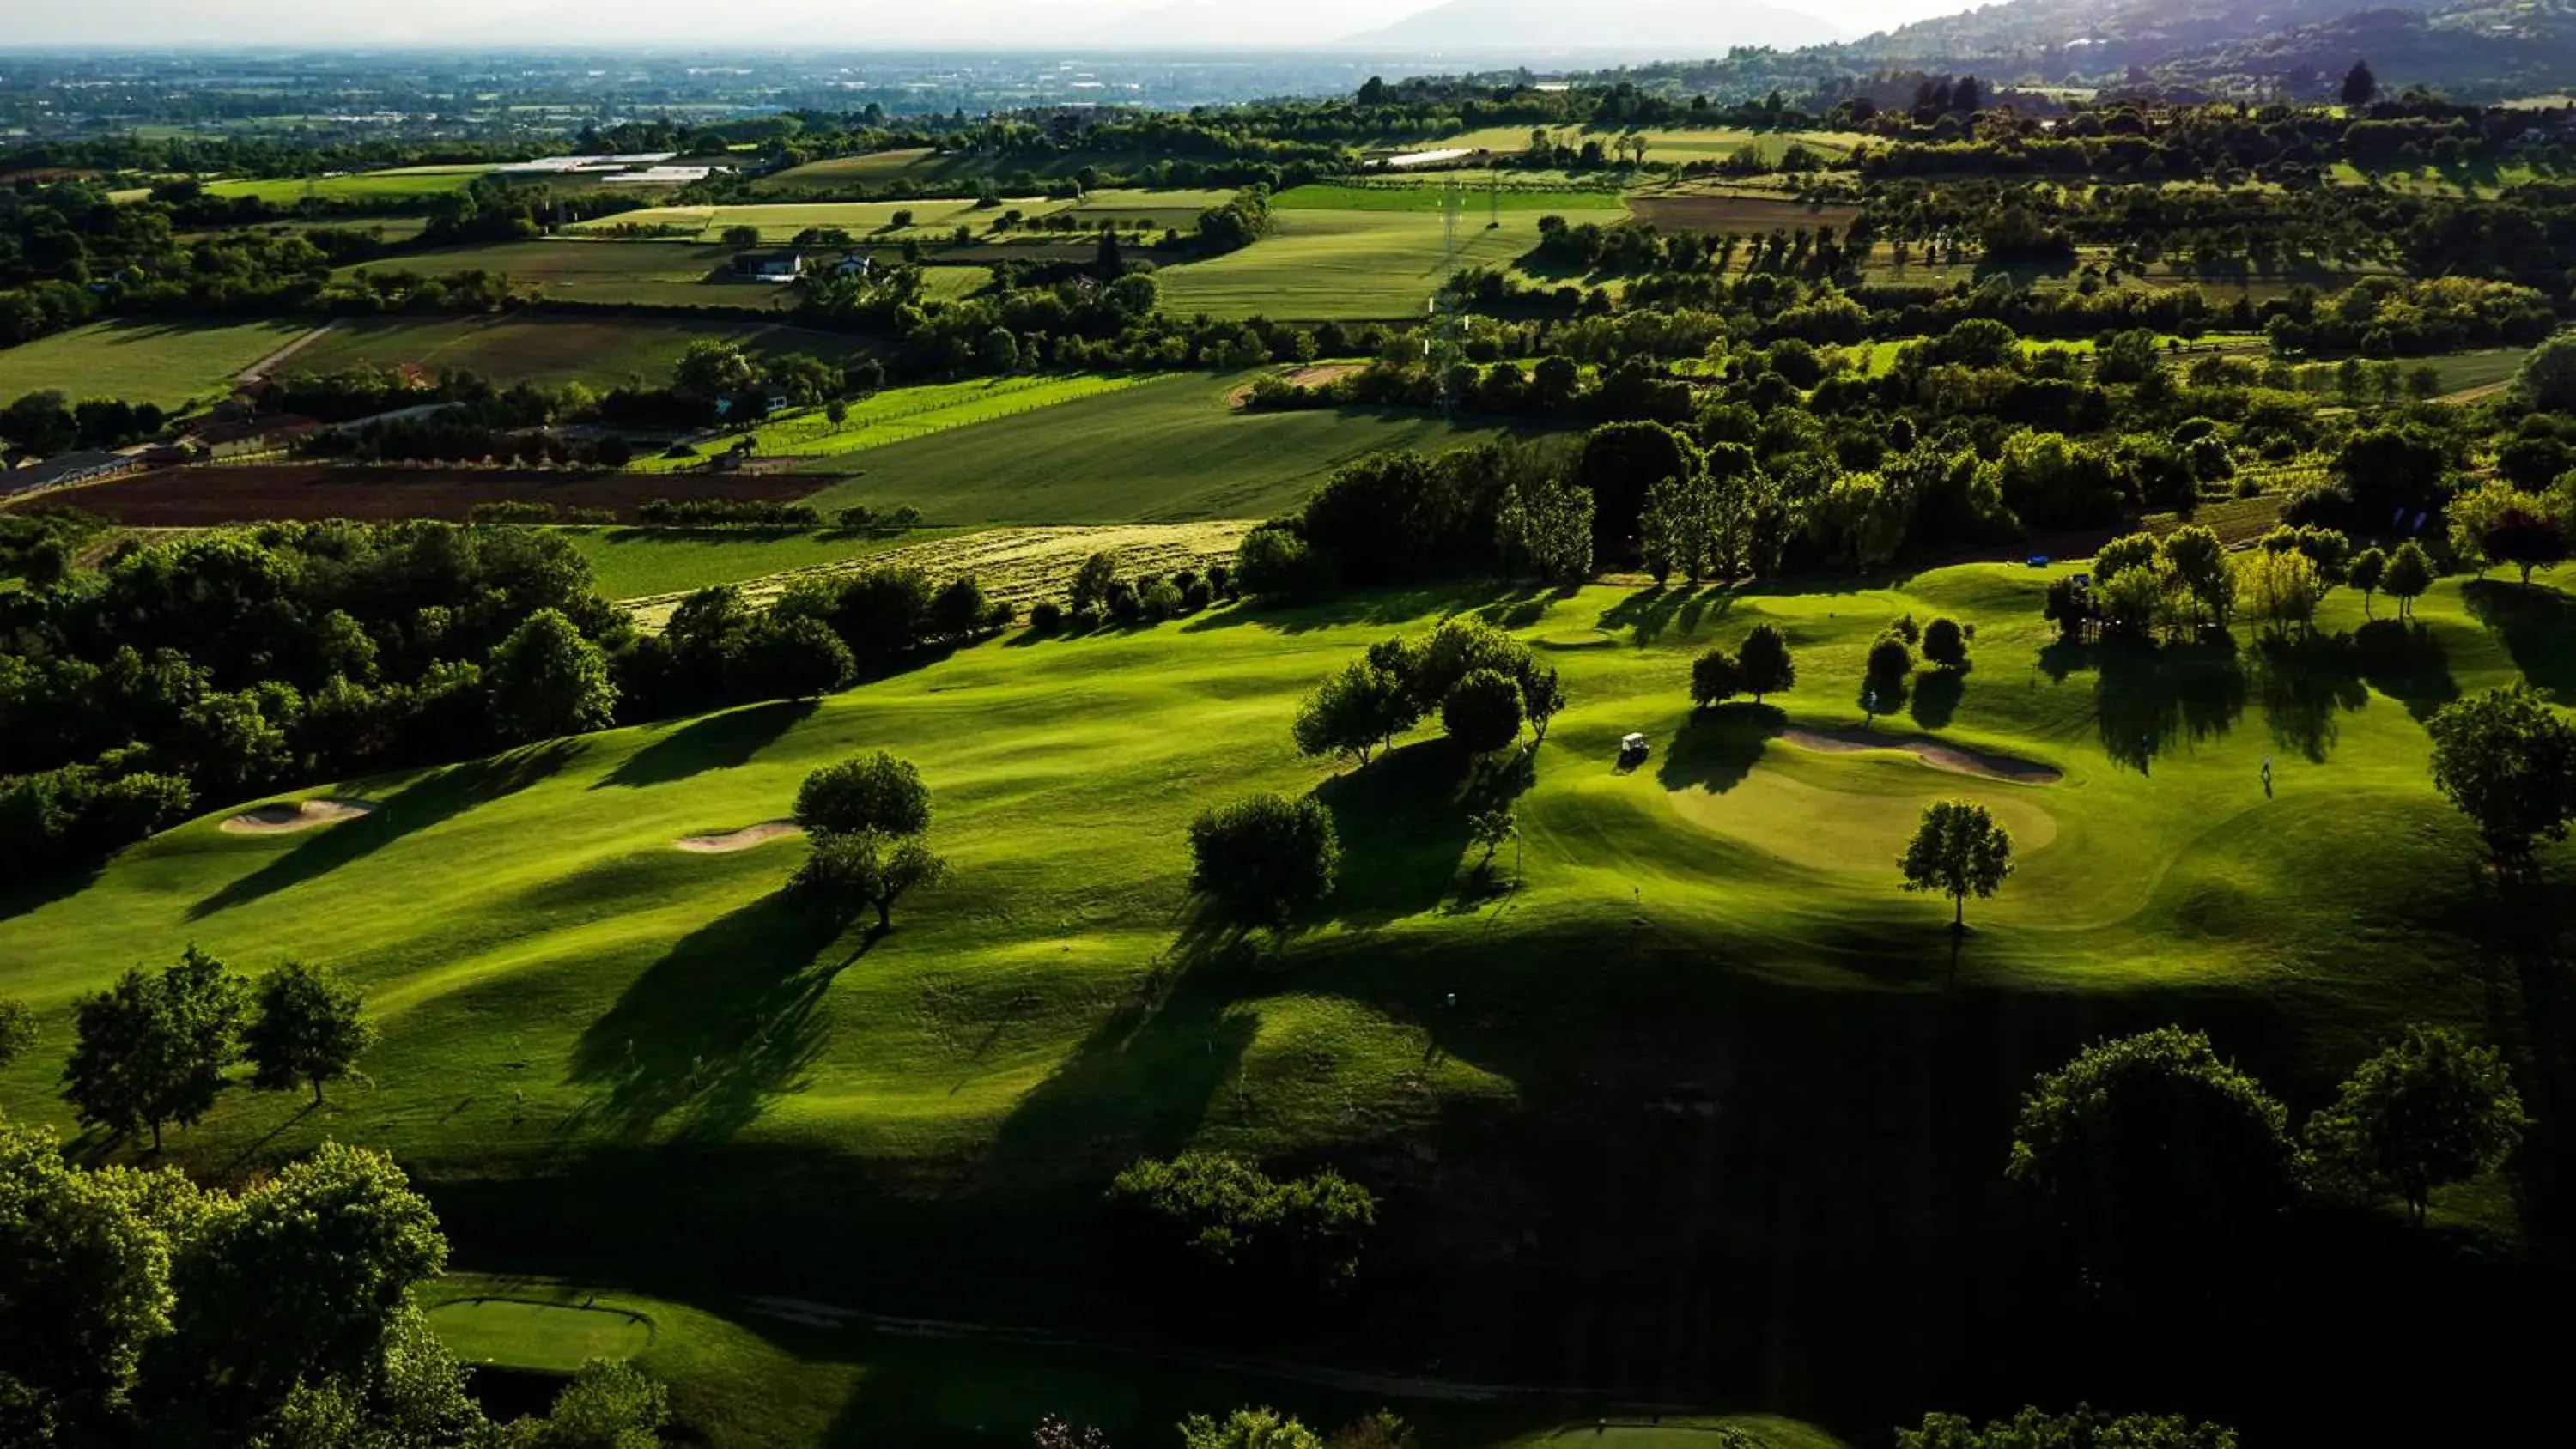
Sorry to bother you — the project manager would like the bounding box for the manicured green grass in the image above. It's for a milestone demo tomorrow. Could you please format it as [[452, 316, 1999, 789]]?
[[3, 566, 2567, 1446], [420, 1273, 1850, 1449], [284, 316, 869, 391], [562, 526, 963, 602], [0, 318, 314, 407], [428, 1294, 653, 1370], [205, 165, 496, 205], [1156, 203, 1628, 320], [791, 371, 1543, 522], [629, 375, 1157, 476], [349, 240, 787, 308]]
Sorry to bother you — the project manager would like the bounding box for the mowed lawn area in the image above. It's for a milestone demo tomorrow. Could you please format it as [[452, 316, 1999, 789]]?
[[350, 239, 787, 308], [628, 374, 1157, 476], [286, 315, 871, 390], [1156, 202, 1629, 319], [0, 317, 314, 406], [792, 371, 1546, 522]]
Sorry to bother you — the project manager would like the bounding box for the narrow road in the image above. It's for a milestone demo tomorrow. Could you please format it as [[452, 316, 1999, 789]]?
[[235, 322, 339, 383]]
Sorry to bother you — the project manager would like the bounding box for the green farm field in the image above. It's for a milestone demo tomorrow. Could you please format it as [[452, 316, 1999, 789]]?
[[351, 239, 787, 308], [1156, 203, 1628, 319], [1275, 183, 1625, 213], [629, 374, 1157, 476], [2, 563, 2563, 1440], [285, 315, 872, 390], [204, 164, 497, 205], [789, 371, 1546, 522], [570, 198, 1035, 243], [0, 317, 314, 406]]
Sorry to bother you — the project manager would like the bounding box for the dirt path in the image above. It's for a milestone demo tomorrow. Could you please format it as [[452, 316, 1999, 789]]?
[[235, 323, 339, 383], [1775, 727, 2062, 785]]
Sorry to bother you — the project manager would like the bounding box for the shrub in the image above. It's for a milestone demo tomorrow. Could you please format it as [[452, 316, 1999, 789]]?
[[1187, 793, 1340, 926], [1029, 600, 1065, 634], [1440, 668, 1524, 753], [1109, 1150, 1376, 1289], [794, 752, 932, 838]]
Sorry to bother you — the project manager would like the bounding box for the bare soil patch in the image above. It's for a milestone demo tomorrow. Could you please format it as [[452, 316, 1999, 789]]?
[[1776, 728, 2063, 785], [1228, 363, 1364, 407], [220, 798, 380, 834], [675, 820, 803, 853], [43, 464, 821, 525]]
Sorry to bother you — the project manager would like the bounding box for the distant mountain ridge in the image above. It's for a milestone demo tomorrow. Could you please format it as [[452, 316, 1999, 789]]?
[[1337, 0, 1844, 56]]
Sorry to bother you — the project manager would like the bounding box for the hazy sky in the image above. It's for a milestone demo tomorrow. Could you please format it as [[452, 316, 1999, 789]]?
[[5, 0, 1974, 48]]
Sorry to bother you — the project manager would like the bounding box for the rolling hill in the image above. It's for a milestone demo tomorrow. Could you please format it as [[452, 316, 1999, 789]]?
[[1339, 0, 1844, 56]]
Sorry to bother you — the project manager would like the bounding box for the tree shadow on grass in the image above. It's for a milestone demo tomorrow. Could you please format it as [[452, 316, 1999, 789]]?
[[592, 700, 815, 791], [188, 742, 578, 921], [2463, 579, 2576, 704], [1656, 703, 1783, 797], [1179, 583, 1520, 637], [1910, 666, 1965, 731], [1315, 737, 1532, 929], [1594, 583, 1732, 647], [2353, 618, 2458, 720], [2249, 627, 2368, 763], [562, 892, 872, 1142], [2065, 636, 2249, 774]]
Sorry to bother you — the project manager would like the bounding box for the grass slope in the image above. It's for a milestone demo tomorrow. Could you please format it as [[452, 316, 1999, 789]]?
[[789, 372, 1542, 523], [205, 165, 496, 205], [629, 375, 1156, 476], [0, 318, 314, 407], [347, 240, 788, 309], [3, 567, 2566, 1443]]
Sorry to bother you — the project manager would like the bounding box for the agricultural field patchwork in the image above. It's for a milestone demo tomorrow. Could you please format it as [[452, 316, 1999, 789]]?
[[282, 314, 866, 390], [348, 239, 789, 307], [1155, 203, 1629, 319], [629, 373, 1158, 475]]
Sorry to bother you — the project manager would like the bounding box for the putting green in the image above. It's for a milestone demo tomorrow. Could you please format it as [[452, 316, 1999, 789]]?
[[1666, 746, 2063, 875], [428, 1296, 653, 1370]]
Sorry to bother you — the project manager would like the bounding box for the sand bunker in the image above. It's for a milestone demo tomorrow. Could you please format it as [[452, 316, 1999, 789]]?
[[674, 821, 803, 853], [1775, 728, 2063, 785], [219, 798, 380, 834]]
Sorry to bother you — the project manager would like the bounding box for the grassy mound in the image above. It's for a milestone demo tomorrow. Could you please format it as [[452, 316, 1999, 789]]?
[[3, 566, 2566, 1442]]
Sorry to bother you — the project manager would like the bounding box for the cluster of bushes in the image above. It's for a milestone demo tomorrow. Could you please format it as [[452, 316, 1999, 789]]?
[[635, 498, 823, 529], [1193, 185, 1273, 253], [299, 418, 635, 469], [0, 523, 629, 876], [0, 506, 105, 585], [465, 500, 617, 525], [1024, 551, 1232, 635], [1109, 1150, 1376, 1291], [0, 390, 170, 456], [623, 566, 1009, 720], [1291, 616, 1565, 768]]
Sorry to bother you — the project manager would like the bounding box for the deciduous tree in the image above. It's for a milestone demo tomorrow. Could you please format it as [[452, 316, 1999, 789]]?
[[1440, 669, 1524, 754], [1292, 659, 1419, 768], [61, 946, 245, 1151], [1899, 799, 2012, 930], [794, 752, 932, 838], [2426, 686, 2576, 864], [243, 963, 375, 1106], [486, 608, 617, 742], [2304, 1025, 2524, 1226], [1187, 794, 1340, 927], [789, 828, 951, 931], [1736, 624, 1795, 702]]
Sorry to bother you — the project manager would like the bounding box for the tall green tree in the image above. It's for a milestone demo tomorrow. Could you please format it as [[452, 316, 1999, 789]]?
[[2381, 539, 2435, 619], [1690, 647, 1743, 709], [61, 946, 245, 1151], [486, 608, 617, 743], [788, 828, 950, 931], [1439, 669, 1523, 754], [2304, 1025, 2524, 1226], [1519, 664, 1566, 744], [2347, 545, 2387, 615], [243, 963, 376, 1106], [1736, 624, 1795, 702], [2341, 58, 2379, 107], [519, 1359, 670, 1449], [0, 1117, 177, 1436], [0, 997, 33, 1070], [1898, 799, 2012, 929], [1291, 658, 1419, 769], [1188, 794, 1340, 928], [2008, 1027, 2297, 1280], [2426, 686, 2576, 865]]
